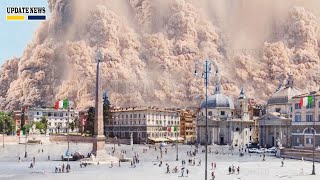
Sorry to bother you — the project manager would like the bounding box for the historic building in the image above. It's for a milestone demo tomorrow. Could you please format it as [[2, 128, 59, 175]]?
[[290, 90, 320, 149], [197, 67, 254, 146], [27, 107, 78, 134], [105, 107, 181, 144], [13, 106, 29, 131], [258, 75, 300, 147], [179, 109, 196, 143]]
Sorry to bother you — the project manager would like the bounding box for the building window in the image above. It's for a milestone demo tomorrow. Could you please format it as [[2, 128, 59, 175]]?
[[306, 103, 312, 109], [249, 125, 252, 131], [318, 114, 320, 122], [133, 114, 137, 118], [130, 114, 132, 118], [60, 113, 63, 117], [37, 112, 39, 115], [295, 103, 300, 109], [139, 114, 141, 118], [221, 111, 225, 116], [208, 111, 212, 116], [235, 127, 240, 132], [275, 108, 281, 112], [143, 114, 146, 118], [295, 114, 301, 122], [318, 101, 320, 108], [126, 114, 128, 118], [122, 115, 124, 118], [306, 137, 313, 144], [306, 114, 313, 122]]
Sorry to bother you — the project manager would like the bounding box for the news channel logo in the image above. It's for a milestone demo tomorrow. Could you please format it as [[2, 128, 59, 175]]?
[[6, 6, 46, 21]]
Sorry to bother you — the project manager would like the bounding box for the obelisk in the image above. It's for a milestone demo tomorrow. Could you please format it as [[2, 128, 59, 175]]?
[[91, 49, 118, 163], [92, 49, 105, 155]]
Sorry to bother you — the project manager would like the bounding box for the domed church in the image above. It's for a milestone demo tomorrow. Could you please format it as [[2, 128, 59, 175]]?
[[258, 74, 301, 148], [196, 67, 255, 146]]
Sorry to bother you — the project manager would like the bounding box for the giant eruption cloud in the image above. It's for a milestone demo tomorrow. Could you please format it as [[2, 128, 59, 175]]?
[[0, 0, 319, 110]]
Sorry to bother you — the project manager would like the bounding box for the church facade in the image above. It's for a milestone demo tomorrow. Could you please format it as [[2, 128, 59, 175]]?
[[196, 66, 254, 146], [258, 75, 299, 148]]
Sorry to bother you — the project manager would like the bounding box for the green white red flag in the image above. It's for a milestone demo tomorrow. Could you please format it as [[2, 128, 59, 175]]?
[[299, 96, 313, 108]]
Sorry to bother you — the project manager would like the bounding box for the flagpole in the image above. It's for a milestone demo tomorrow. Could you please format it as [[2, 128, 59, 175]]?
[[67, 101, 70, 162], [176, 126, 178, 161], [312, 93, 315, 175]]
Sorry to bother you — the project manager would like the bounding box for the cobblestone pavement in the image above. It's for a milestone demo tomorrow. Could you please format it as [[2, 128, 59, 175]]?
[[0, 142, 319, 180]]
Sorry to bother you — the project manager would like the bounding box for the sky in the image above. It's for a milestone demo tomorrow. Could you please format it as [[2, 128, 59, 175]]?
[[0, 0, 49, 66]]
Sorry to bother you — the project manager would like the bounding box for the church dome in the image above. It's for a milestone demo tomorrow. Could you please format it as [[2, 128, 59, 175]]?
[[267, 74, 301, 105], [200, 93, 235, 109]]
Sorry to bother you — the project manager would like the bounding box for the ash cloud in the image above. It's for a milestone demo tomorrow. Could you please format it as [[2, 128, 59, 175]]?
[[0, 0, 319, 110]]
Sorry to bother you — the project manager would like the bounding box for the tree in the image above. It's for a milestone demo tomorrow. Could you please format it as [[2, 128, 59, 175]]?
[[35, 121, 45, 134], [40, 116, 48, 134], [73, 116, 80, 133], [85, 107, 95, 135], [0, 112, 15, 135], [103, 91, 112, 137], [69, 121, 75, 132]]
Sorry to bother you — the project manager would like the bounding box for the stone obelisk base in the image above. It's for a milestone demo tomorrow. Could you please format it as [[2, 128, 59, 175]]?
[[83, 135, 118, 165]]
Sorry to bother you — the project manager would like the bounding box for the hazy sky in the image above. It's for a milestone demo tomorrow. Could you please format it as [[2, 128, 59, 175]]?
[[0, 0, 49, 66]]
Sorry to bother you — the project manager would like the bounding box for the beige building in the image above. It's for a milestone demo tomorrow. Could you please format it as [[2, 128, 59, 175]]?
[[27, 107, 78, 134], [197, 68, 254, 146], [290, 90, 320, 149], [106, 107, 181, 144], [179, 109, 196, 143], [258, 75, 300, 147]]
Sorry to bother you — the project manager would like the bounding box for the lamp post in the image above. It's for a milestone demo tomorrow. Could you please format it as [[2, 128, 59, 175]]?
[[24, 124, 28, 158], [194, 59, 212, 180]]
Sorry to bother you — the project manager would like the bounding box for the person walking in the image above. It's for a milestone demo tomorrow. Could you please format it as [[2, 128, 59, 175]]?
[[181, 167, 185, 177], [237, 166, 240, 174], [186, 169, 189, 177], [119, 159, 121, 167], [211, 171, 215, 180], [228, 166, 231, 175]]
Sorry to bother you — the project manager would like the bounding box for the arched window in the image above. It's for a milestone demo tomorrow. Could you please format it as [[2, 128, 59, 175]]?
[[235, 127, 240, 132]]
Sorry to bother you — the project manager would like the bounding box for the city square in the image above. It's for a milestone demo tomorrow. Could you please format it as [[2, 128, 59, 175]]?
[[0, 142, 319, 180], [1, 0, 320, 179]]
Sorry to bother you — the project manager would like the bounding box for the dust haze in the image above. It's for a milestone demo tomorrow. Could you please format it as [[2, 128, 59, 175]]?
[[0, 0, 319, 110]]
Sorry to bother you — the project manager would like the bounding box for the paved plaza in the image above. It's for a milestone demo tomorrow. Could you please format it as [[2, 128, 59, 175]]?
[[0, 142, 320, 180]]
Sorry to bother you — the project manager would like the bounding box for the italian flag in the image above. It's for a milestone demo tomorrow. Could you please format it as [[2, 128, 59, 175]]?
[[168, 126, 177, 132], [54, 99, 69, 109], [299, 96, 313, 108]]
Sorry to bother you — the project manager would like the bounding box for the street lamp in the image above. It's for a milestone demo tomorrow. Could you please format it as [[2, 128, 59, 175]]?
[[194, 58, 213, 180]]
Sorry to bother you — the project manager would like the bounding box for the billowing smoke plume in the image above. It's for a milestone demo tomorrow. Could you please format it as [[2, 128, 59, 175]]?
[[0, 0, 320, 110]]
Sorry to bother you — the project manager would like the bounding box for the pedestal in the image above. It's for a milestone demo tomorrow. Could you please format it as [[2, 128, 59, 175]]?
[[86, 135, 118, 165]]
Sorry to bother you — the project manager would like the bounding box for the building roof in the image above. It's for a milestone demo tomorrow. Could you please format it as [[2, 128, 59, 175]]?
[[292, 90, 320, 99], [200, 93, 235, 109], [267, 75, 301, 105]]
